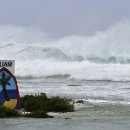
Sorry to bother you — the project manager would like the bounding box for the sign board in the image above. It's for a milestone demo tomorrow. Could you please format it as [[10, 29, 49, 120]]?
[[0, 60, 15, 75], [0, 67, 22, 109]]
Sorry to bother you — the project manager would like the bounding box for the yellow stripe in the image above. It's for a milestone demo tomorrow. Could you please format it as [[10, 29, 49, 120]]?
[[4, 99, 17, 109]]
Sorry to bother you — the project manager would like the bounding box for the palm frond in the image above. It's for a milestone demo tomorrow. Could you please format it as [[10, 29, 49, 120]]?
[[6, 76, 11, 82], [2, 72, 6, 79], [0, 71, 11, 86]]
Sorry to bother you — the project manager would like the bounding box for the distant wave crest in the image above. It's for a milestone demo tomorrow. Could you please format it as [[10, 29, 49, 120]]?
[[1, 21, 130, 81]]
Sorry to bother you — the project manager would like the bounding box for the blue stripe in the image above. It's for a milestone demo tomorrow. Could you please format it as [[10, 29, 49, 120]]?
[[0, 93, 17, 99], [8, 93, 17, 99]]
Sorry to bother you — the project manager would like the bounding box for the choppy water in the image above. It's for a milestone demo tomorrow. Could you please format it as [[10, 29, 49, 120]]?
[[1, 104, 130, 130], [18, 78, 130, 105], [1, 21, 130, 129], [1, 76, 130, 130], [1, 78, 125, 130]]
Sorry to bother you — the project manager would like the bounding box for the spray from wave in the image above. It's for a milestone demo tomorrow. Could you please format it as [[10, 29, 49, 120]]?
[[0, 21, 130, 81]]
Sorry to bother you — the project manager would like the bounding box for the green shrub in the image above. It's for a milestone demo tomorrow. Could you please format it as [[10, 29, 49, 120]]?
[[21, 93, 49, 112], [24, 98, 39, 112], [48, 97, 74, 112], [0, 106, 20, 118], [0, 106, 6, 118], [21, 93, 74, 113]]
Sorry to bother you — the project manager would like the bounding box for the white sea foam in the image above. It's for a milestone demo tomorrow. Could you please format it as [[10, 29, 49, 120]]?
[[0, 21, 130, 81]]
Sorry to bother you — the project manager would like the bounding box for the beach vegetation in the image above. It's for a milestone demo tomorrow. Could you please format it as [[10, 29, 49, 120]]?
[[0, 93, 74, 118], [0, 106, 20, 118], [21, 93, 74, 113]]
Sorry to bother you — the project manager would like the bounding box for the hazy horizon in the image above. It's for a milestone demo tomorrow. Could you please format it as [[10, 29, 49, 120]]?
[[0, 0, 130, 39]]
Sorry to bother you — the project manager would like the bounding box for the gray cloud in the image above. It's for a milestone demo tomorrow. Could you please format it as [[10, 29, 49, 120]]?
[[0, 0, 130, 38]]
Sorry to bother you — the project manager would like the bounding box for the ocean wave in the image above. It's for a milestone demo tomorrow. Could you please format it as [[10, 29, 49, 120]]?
[[17, 74, 71, 80], [13, 45, 130, 63], [0, 21, 130, 63], [0, 21, 130, 80], [83, 99, 130, 106]]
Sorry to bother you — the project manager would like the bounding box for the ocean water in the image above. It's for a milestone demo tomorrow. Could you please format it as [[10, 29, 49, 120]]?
[[1, 21, 130, 129]]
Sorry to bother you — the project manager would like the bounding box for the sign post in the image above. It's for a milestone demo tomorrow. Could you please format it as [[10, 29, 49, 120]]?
[[0, 60, 22, 109]]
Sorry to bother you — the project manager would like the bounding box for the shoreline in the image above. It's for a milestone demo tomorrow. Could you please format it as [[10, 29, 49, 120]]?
[[0, 93, 74, 118]]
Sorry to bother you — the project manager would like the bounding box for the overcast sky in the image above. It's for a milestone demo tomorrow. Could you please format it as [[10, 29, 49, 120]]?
[[0, 0, 130, 38]]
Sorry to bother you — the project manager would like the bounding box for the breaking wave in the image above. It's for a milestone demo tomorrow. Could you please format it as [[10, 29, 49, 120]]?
[[0, 20, 130, 81]]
